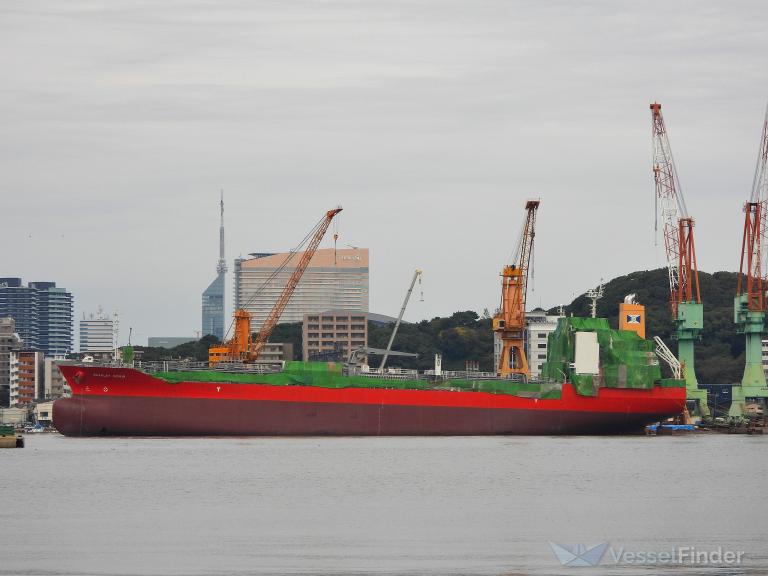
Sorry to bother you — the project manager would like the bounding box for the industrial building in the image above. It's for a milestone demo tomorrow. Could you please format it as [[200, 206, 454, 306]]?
[[0, 278, 73, 356], [260, 342, 294, 362], [201, 194, 227, 341], [302, 310, 368, 361], [79, 309, 115, 354], [235, 248, 369, 329], [148, 336, 198, 349]]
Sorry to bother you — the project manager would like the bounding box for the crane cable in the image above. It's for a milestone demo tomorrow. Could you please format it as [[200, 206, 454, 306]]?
[[222, 213, 328, 341]]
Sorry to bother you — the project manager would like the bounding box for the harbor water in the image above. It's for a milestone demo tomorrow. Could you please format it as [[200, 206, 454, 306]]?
[[2, 434, 767, 575]]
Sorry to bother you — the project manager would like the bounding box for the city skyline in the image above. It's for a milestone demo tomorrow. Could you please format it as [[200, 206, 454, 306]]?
[[2, 2, 768, 344]]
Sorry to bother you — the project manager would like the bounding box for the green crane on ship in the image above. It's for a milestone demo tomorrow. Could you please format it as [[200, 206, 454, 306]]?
[[650, 103, 710, 420], [731, 105, 768, 417]]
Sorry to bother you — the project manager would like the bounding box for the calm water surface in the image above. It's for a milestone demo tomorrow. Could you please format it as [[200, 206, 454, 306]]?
[[2, 434, 767, 576]]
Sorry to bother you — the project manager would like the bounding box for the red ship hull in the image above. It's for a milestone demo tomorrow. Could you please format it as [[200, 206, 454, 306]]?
[[53, 366, 686, 436]]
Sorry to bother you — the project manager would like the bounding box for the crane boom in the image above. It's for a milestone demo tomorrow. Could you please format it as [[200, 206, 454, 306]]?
[[209, 206, 342, 365], [379, 269, 422, 372], [738, 105, 768, 310], [732, 104, 768, 413], [651, 102, 700, 315], [493, 200, 539, 378], [251, 207, 343, 359]]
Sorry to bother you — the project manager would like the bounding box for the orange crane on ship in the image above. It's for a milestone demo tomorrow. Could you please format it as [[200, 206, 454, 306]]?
[[209, 206, 343, 365], [493, 200, 539, 379]]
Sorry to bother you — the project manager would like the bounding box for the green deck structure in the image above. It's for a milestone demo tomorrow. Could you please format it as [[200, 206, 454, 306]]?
[[540, 317, 683, 395]]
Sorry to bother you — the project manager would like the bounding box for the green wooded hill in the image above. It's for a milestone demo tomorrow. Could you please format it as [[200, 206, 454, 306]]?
[[555, 268, 744, 384], [134, 268, 747, 383]]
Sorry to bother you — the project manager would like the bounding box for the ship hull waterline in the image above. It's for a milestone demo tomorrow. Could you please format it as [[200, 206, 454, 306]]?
[[53, 367, 685, 437]]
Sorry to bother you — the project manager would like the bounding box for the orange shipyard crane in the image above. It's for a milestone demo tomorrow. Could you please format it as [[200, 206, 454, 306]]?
[[650, 102, 709, 419], [732, 104, 768, 416], [209, 207, 343, 365], [493, 200, 539, 379]]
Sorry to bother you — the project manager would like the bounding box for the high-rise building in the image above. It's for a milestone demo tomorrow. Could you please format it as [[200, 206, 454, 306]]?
[[0, 278, 73, 356], [79, 308, 115, 354], [31, 281, 74, 357], [235, 248, 369, 329], [202, 193, 227, 341], [0, 278, 38, 349], [0, 318, 23, 408]]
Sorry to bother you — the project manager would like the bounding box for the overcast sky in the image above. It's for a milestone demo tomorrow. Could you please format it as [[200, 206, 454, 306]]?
[[1, 1, 767, 345]]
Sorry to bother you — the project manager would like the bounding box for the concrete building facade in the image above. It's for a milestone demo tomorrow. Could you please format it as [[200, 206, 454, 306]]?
[[10, 350, 44, 406], [235, 248, 369, 329], [79, 309, 115, 354], [302, 310, 368, 361], [525, 309, 562, 380], [44, 358, 68, 400], [0, 278, 73, 356], [0, 318, 23, 407], [259, 342, 294, 362]]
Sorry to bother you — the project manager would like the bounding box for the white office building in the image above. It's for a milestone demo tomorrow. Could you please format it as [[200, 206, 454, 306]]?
[[79, 308, 115, 354], [493, 308, 563, 380]]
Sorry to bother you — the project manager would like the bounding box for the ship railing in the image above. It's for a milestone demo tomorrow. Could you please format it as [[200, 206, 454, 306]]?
[[137, 361, 284, 374], [345, 369, 420, 380], [432, 370, 500, 380]]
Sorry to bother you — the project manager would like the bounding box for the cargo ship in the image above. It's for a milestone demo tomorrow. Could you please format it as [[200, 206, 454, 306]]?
[[53, 317, 687, 436]]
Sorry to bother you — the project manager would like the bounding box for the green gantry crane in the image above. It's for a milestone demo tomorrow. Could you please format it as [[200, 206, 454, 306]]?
[[731, 105, 768, 417], [650, 103, 710, 420]]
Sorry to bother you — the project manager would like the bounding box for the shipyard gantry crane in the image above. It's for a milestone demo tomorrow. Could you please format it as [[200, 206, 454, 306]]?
[[732, 105, 768, 416], [493, 200, 539, 379], [209, 206, 343, 365], [650, 103, 710, 419]]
